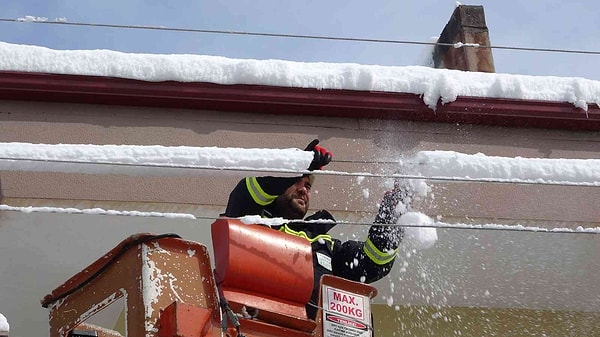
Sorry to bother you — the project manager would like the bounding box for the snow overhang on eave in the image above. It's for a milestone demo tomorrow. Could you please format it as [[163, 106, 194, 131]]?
[[1, 71, 598, 131]]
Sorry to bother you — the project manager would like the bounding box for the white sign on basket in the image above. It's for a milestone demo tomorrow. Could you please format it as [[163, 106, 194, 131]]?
[[322, 285, 371, 337]]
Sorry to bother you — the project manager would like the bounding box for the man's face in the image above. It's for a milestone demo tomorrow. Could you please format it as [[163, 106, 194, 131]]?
[[275, 176, 311, 219]]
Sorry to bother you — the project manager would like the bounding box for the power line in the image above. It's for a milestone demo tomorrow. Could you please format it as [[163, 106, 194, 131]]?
[[1, 204, 598, 235], [356, 220, 600, 235], [2, 18, 600, 56], [2, 156, 599, 187]]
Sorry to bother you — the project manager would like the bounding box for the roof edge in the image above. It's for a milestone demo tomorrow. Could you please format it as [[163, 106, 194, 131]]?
[[0, 71, 598, 131]]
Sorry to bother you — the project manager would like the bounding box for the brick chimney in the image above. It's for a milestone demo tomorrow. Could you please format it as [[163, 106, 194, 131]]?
[[433, 5, 495, 72]]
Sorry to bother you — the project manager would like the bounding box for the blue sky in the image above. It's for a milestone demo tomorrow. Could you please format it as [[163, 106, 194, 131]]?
[[1, 1, 599, 80]]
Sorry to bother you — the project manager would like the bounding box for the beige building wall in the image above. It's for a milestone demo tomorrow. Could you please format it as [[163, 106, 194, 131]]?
[[2, 100, 599, 222], [1, 99, 599, 336]]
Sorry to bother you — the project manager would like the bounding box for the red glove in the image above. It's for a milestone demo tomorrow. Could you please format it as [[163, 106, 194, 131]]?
[[304, 139, 332, 171]]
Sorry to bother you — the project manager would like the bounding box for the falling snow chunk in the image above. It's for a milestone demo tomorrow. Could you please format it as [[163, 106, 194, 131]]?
[[399, 212, 439, 250]]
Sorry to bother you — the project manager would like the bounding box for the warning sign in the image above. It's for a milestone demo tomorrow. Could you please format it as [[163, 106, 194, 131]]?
[[322, 286, 371, 337]]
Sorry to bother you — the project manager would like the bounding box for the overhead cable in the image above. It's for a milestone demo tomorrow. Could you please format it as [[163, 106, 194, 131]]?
[[1, 18, 600, 56], [343, 220, 600, 235], [1, 204, 598, 235], [1, 156, 599, 187]]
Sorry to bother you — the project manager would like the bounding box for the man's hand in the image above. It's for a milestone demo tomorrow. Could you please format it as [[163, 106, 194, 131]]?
[[305, 139, 332, 171], [374, 180, 414, 225]]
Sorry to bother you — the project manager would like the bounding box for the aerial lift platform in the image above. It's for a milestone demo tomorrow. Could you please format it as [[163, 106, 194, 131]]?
[[40, 218, 377, 337]]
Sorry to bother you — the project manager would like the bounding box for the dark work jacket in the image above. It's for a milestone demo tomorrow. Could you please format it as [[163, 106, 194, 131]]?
[[223, 176, 405, 320]]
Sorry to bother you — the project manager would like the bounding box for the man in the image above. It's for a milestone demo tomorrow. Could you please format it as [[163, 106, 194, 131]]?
[[223, 140, 409, 319]]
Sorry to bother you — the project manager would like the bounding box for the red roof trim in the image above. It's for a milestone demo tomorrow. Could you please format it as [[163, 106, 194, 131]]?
[[1, 71, 598, 130]]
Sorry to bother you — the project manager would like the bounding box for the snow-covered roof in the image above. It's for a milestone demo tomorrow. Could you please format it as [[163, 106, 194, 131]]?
[[1, 41, 600, 111]]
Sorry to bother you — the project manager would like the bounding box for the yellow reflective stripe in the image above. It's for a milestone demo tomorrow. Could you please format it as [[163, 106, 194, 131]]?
[[279, 225, 334, 248], [246, 177, 277, 206], [363, 238, 397, 265]]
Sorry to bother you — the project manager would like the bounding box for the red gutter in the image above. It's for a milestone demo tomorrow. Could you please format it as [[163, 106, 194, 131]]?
[[0, 71, 598, 130]]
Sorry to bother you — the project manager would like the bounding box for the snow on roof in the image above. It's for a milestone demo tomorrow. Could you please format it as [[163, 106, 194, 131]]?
[[1, 41, 599, 111], [1, 142, 599, 186], [409, 151, 600, 186], [0, 142, 312, 176]]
